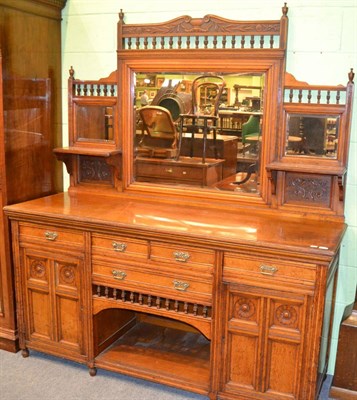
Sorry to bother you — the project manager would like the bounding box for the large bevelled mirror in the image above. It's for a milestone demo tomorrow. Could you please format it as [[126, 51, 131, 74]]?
[[133, 72, 265, 194]]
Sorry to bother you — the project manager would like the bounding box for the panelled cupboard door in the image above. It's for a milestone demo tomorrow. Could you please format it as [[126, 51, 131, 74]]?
[[222, 283, 312, 399], [21, 247, 86, 359]]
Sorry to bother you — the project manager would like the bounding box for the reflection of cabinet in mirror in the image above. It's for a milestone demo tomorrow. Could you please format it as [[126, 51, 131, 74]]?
[[286, 114, 339, 157], [76, 104, 114, 141], [4, 6, 355, 400]]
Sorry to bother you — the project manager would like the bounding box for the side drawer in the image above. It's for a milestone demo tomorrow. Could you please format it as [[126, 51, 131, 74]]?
[[19, 223, 84, 247], [92, 262, 212, 303], [150, 242, 214, 275], [223, 252, 317, 287], [92, 233, 148, 261]]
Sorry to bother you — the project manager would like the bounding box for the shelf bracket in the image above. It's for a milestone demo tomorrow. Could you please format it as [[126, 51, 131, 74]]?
[[338, 174, 345, 202], [54, 152, 73, 175]]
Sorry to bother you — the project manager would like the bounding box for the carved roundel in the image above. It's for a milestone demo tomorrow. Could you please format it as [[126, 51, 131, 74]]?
[[59, 265, 76, 285], [275, 304, 298, 326], [234, 297, 256, 319], [30, 259, 46, 279]]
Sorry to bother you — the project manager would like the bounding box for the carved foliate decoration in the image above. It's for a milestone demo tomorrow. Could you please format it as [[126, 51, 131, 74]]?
[[79, 156, 113, 183], [274, 304, 299, 330], [29, 258, 47, 281], [122, 15, 281, 36], [59, 265, 76, 286], [118, 10, 287, 51], [233, 297, 256, 320], [285, 173, 331, 206]]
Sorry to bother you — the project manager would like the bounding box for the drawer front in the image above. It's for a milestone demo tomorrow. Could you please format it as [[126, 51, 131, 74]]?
[[223, 253, 316, 286], [92, 234, 148, 260], [150, 242, 214, 275], [93, 262, 212, 302], [136, 161, 203, 181], [19, 223, 84, 246]]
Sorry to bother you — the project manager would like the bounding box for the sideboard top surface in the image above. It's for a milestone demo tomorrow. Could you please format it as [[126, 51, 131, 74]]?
[[4, 192, 346, 261]]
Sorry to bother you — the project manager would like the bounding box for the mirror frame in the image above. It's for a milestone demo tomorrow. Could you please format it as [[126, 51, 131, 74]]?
[[119, 58, 284, 207], [117, 10, 289, 209], [281, 104, 348, 167], [72, 99, 117, 146]]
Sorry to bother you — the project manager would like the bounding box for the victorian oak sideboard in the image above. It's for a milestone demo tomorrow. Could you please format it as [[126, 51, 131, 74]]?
[[5, 192, 344, 400], [4, 6, 355, 400]]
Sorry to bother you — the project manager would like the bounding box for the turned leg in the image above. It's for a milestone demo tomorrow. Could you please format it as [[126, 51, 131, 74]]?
[[21, 348, 29, 358]]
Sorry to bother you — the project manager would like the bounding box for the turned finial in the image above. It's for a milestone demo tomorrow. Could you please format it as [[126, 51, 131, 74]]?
[[69, 66, 74, 78], [119, 9, 124, 22], [282, 2, 288, 16], [348, 68, 354, 83]]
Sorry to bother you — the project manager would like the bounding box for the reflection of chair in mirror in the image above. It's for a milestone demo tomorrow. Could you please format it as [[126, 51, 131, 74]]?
[[235, 115, 261, 185], [176, 75, 226, 163], [241, 115, 261, 156], [137, 106, 179, 158]]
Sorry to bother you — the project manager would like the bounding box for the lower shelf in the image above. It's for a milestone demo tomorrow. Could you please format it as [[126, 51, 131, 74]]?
[[95, 320, 211, 394]]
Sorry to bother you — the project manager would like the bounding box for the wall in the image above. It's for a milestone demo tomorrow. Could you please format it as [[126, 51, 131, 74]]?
[[61, 0, 357, 375]]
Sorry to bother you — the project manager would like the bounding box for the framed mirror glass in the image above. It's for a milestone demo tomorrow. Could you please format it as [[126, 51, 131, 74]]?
[[285, 114, 339, 158], [133, 71, 265, 194], [75, 104, 115, 143]]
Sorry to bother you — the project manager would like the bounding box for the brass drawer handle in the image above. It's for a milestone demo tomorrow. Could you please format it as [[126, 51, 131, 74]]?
[[112, 270, 127, 280], [165, 168, 173, 173], [112, 241, 127, 252], [45, 231, 58, 241], [173, 280, 190, 292], [260, 265, 278, 276], [173, 251, 190, 263]]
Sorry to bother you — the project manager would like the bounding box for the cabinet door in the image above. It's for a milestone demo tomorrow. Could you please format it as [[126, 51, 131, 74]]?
[[222, 283, 311, 399], [22, 247, 85, 357]]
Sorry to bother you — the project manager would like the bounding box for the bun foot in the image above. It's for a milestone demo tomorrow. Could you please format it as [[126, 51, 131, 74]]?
[[89, 367, 97, 377], [21, 349, 29, 358]]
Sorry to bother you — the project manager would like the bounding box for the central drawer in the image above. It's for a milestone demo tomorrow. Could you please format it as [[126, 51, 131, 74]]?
[[150, 242, 215, 277], [92, 261, 212, 304], [92, 233, 149, 261]]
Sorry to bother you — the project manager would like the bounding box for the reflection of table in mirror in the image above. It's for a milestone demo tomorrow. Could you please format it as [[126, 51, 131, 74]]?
[[136, 156, 224, 187], [286, 135, 303, 153], [136, 133, 238, 179]]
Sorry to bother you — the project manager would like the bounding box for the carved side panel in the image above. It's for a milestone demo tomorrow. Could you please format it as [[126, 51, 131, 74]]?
[[22, 248, 84, 355], [223, 285, 309, 399], [264, 297, 306, 397], [224, 291, 263, 393], [54, 259, 82, 350], [284, 172, 332, 207], [24, 254, 52, 341], [79, 156, 113, 184]]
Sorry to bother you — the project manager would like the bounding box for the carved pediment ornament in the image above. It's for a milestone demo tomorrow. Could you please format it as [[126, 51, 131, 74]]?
[[121, 14, 281, 36]]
